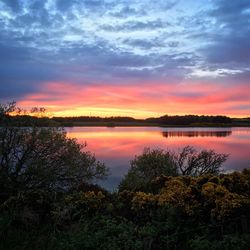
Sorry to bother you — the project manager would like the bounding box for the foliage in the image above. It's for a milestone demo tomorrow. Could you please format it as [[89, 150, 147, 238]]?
[[0, 189, 56, 228], [0, 103, 109, 201], [148, 172, 250, 221], [0, 170, 250, 249], [119, 146, 228, 192], [119, 148, 178, 192], [189, 234, 250, 250], [174, 146, 228, 176]]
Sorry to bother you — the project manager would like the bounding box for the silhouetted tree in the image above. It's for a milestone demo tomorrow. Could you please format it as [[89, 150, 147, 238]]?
[[0, 102, 108, 201], [119, 146, 228, 191], [174, 146, 228, 176]]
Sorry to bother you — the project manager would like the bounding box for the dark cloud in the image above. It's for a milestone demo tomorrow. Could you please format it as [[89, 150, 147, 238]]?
[[56, 0, 105, 11], [2, 0, 22, 13], [211, 0, 250, 23], [100, 19, 167, 32], [83, 0, 104, 8], [159, 0, 179, 10], [122, 38, 164, 49], [167, 41, 179, 48], [10, 3, 63, 29], [202, 0, 250, 65], [203, 36, 250, 64], [110, 6, 146, 18], [0, 44, 63, 99], [0, 64, 60, 100], [0, 44, 32, 62], [56, 0, 79, 12]]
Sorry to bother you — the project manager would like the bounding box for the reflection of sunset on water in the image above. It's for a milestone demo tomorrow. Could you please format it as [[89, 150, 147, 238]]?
[[66, 127, 250, 189]]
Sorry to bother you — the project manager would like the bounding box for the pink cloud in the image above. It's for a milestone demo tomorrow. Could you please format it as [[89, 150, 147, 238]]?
[[18, 81, 250, 117]]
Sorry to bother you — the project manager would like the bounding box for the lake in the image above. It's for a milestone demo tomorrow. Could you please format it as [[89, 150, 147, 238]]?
[[66, 127, 250, 190]]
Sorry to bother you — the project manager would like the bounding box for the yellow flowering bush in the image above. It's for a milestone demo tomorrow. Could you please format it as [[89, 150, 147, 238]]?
[[131, 192, 156, 210], [157, 178, 188, 206], [127, 171, 250, 221], [65, 191, 107, 212]]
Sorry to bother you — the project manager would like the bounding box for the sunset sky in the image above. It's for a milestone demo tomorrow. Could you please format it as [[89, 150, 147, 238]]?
[[0, 0, 249, 118]]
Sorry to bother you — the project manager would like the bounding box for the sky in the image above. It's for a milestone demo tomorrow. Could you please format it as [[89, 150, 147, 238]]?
[[0, 0, 250, 118]]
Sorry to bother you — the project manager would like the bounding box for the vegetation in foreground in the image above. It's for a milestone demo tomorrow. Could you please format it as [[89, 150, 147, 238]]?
[[1, 170, 250, 250], [0, 102, 250, 249]]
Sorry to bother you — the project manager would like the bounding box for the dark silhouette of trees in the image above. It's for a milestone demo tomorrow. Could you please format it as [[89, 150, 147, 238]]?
[[174, 146, 228, 176], [53, 114, 232, 126], [146, 114, 232, 125], [0, 103, 108, 201], [119, 146, 228, 192]]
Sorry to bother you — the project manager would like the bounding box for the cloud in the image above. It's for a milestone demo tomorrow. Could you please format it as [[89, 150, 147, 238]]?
[[189, 68, 244, 78], [201, 0, 250, 65], [0, 0, 249, 116], [109, 6, 146, 18], [56, 0, 79, 12], [16, 81, 250, 118], [1, 0, 22, 13], [100, 19, 167, 32]]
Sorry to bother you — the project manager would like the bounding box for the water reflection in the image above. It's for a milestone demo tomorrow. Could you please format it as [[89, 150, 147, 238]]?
[[66, 127, 250, 190], [162, 130, 232, 138]]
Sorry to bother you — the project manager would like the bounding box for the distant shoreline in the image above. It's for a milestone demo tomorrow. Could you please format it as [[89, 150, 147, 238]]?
[[61, 122, 250, 127], [3, 114, 250, 127]]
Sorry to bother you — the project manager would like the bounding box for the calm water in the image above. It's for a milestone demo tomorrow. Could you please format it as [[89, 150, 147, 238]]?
[[66, 127, 250, 190]]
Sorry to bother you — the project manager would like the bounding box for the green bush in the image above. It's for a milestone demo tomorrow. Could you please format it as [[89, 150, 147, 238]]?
[[119, 148, 178, 192]]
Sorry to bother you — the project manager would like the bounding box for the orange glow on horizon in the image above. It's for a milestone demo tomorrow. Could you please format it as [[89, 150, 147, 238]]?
[[16, 81, 250, 118]]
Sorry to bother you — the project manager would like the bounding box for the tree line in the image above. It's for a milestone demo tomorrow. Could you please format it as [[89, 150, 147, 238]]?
[[0, 103, 233, 127]]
